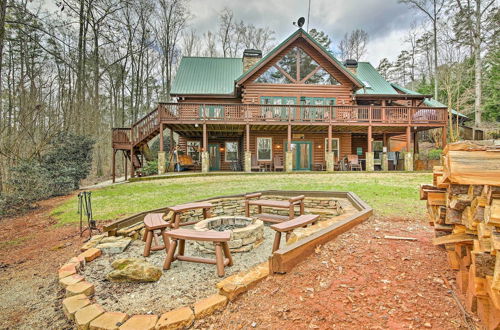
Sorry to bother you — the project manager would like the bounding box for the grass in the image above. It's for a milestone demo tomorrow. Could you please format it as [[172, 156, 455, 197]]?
[[51, 172, 432, 225]]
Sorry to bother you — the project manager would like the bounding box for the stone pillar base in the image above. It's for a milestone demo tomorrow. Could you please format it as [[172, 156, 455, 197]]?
[[157, 151, 166, 174], [285, 151, 293, 172], [404, 152, 414, 171], [244, 151, 251, 173], [381, 153, 388, 171], [325, 152, 334, 172], [365, 152, 374, 172], [201, 151, 209, 173]]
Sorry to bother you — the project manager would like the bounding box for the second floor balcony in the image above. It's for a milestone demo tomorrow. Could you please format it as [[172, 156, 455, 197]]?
[[158, 103, 448, 126]]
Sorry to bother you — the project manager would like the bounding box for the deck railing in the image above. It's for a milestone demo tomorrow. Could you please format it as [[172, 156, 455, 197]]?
[[158, 103, 448, 125], [112, 128, 132, 147]]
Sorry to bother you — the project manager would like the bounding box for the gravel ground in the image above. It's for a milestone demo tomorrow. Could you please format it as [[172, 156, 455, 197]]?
[[83, 224, 278, 314]]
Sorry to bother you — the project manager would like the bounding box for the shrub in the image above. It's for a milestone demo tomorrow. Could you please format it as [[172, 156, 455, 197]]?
[[142, 160, 158, 176], [0, 161, 53, 215], [42, 132, 94, 192], [427, 149, 442, 160]]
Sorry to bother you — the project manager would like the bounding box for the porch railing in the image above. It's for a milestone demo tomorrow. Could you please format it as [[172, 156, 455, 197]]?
[[158, 103, 448, 125]]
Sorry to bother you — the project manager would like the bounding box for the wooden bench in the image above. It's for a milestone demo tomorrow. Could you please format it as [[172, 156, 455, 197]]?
[[167, 202, 214, 228], [143, 213, 170, 257], [244, 193, 305, 223], [270, 214, 319, 252], [163, 228, 233, 277]]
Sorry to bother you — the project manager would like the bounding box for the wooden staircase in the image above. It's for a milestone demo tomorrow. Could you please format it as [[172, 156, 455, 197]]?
[[112, 107, 160, 175]]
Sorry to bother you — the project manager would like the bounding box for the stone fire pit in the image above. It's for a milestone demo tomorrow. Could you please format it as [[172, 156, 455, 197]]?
[[193, 216, 264, 253]]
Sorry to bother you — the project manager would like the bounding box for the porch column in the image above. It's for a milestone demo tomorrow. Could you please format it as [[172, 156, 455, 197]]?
[[158, 123, 166, 174], [112, 149, 116, 183], [124, 151, 128, 181], [130, 148, 135, 178], [326, 125, 334, 172], [285, 124, 293, 172], [381, 133, 388, 171], [366, 125, 374, 171], [244, 124, 251, 173], [201, 123, 209, 173], [404, 126, 414, 171]]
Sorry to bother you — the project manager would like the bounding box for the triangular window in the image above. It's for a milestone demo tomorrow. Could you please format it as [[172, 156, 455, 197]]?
[[255, 65, 292, 84], [304, 67, 340, 85], [254, 46, 341, 85]]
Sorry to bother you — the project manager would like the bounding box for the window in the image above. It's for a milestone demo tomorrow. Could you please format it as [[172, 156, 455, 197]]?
[[254, 46, 342, 85], [257, 137, 272, 161], [324, 138, 340, 159], [225, 142, 238, 162], [187, 141, 201, 162]]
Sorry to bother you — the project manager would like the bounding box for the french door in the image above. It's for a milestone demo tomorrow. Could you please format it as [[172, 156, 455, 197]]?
[[285, 141, 312, 170]]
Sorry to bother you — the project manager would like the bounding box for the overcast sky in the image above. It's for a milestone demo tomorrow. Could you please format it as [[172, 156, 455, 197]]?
[[39, 0, 423, 66], [187, 0, 423, 65]]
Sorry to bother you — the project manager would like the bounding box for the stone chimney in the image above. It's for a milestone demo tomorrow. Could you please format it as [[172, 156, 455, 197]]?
[[344, 59, 358, 74], [242, 49, 262, 72]]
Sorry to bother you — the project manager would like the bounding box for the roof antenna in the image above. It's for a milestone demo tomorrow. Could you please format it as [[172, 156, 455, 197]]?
[[307, 0, 311, 32]]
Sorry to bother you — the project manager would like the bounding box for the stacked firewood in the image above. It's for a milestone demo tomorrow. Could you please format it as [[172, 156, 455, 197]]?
[[421, 141, 500, 329]]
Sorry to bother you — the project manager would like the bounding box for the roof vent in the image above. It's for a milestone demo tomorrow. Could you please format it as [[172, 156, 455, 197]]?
[[243, 49, 262, 72], [344, 59, 358, 74]]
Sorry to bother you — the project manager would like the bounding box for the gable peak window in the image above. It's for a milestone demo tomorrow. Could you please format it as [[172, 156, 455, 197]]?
[[254, 46, 341, 85]]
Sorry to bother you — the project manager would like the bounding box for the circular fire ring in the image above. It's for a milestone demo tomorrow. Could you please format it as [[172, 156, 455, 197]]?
[[193, 216, 264, 253]]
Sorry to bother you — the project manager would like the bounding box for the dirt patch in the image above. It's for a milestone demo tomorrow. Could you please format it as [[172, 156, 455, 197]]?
[[0, 194, 87, 329]]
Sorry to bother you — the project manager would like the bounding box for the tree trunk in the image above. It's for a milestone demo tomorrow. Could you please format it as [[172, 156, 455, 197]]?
[[474, 0, 482, 126]]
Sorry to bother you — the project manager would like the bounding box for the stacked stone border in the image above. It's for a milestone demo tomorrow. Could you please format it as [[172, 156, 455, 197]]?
[[58, 190, 372, 329]]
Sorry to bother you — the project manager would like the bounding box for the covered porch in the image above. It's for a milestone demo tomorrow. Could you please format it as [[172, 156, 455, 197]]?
[[158, 122, 447, 173]]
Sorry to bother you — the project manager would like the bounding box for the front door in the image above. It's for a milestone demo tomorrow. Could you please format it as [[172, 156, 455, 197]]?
[[285, 141, 312, 170], [208, 144, 220, 171]]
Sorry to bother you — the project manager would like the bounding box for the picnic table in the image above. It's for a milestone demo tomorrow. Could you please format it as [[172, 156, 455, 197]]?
[[244, 193, 305, 223]]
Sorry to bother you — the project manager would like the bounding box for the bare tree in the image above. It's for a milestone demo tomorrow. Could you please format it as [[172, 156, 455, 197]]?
[[202, 31, 217, 57], [218, 8, 234, 57], [182, 29, 201, 56], [338, 29, 368, 61], [399, 0, 446, 100], [453, 0, 497, 126]]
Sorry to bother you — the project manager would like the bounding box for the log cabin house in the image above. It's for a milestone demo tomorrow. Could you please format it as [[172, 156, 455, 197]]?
[[111, 28, 449, 179]]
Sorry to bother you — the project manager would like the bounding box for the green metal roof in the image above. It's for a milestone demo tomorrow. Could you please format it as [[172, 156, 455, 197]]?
[[236, 28, 365, 87], [390, 83, 469, 119], [354, 62, 399, 95], [170, 57, 243, 95]]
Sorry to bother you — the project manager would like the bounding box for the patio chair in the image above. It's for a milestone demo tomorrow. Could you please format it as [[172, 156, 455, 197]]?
[[347, 154, 362, 171], [251, 154, 261, 171], [273, 155, 284, 171]]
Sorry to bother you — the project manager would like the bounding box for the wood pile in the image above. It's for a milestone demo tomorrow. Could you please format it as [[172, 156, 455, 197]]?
[[421, 141, 500, 329]]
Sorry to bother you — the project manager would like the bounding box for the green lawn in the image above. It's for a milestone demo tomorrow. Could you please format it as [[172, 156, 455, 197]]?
[[51, 172, 431, 225]]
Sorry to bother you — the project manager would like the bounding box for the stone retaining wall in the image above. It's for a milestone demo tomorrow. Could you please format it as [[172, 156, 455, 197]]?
[[114, 196, 346, 240]]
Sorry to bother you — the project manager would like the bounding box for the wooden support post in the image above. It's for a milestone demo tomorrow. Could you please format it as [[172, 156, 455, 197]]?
[[442, 126, 447, 149], [112, 149, 116, 183], [413, 131, 419, 154], [203, 124, 207, 151], [124, 151, 128, 181], [159, 123, 164, 152], [287, 124, 291, 151], [327, 125, 332, 153], [383, 133, 388, 149], [406, 126, 411, 152], [367, 126, 372, 153], [130, 148, 135, 178], [246, 124, 250, 152]]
